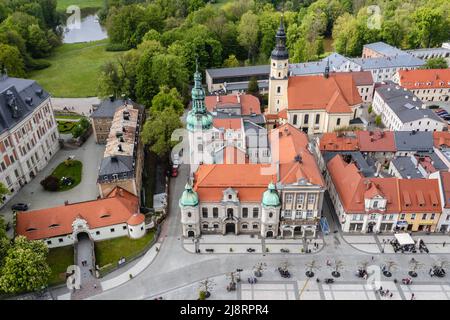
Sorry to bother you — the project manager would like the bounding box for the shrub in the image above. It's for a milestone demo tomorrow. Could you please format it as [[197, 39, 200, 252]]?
[[40, 176, 59, 191], [368, 105, 373, 114], [106, 43, 130, 52], [375, 115, 382, 126], [198, 291, 206, 300]]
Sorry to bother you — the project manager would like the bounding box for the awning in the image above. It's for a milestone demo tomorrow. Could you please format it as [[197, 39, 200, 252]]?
[[395, 233, 415, 246]]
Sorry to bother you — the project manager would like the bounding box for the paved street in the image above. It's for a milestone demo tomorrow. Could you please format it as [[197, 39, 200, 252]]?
[[0, 135, 105, 235], [51, 97, 100, 116]]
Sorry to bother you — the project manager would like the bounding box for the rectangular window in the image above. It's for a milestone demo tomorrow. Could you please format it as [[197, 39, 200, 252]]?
[[110, 228, 115, 232], [123, 226, 127, 230], [253, 207, 259, 218], [304, 114, 309, 124], [308, 194, 315, 204], [96, 231, 100, 235], [202, 207, 208, 218], [306, 210, 313, 218], [47, 240, 52, 245], [242, 224, 248, 229], [411, 214, 416, 220], [315, 114, 320, 124], [286, 193, 293, 202], [213, 207, 218, 218], [430, 213, 435, 220], [295, 210, 302, 219], [242, 208, 248, 218], [58, 238, 63, 243], [297, 194, 304, 205], [422, 214, 427, 220]]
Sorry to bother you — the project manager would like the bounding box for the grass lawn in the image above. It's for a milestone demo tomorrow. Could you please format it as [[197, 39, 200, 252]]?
[[57, 0, 104, 11], [51, 160, 83, 191], [57, 120, 77, 133], [47, 246, 74, 286], [28, 40, 126, 98], [95, 230, 156, 269]]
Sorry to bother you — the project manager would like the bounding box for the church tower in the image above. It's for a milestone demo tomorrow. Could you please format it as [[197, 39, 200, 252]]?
[[186, 62, 214, 173], [268, 17, 289, 115], [179, 183, 200, 238], [260, 182, 281, 238]]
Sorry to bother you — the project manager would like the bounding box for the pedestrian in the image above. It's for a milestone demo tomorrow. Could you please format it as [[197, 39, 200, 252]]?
[[379, 286, 383, 292], [371, 256, 374, 261], [443, 241, 446, 247], [389, 293, 393, 299], [411, 293, 415, 300], [94, 284, 97, 289]]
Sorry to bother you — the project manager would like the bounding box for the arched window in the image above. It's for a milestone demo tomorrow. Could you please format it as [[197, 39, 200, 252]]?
[[336, 118, 341, 126], [277, 86, 281, 93], [187, 212, 192, 218], [269, 212, 273, 218]]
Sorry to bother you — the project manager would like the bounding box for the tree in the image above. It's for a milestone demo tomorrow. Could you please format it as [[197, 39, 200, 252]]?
[[150, 86, 184, 115], [423, 57, 448, 69], [375, 115, 382, 127], [408, 258, 423, 277], [408, 7, 450, 49], [237, 11, 259, 62], [383, 260, 397, 277], [331, 259, 344, 277], [198, 278, 215, 298], [247, 76, 260, 95], [40, 175, 59, 191], [0, 44, 26, 77], [0, 182, 10, 205], [253, 262, 266, 277], [0, 236, 51, 293], [223, 54, 240, 68], [305, 260, 320, 277], [0, 216, 11, 267], [141, 107, 183, 158], [27, 24, 51, 58]]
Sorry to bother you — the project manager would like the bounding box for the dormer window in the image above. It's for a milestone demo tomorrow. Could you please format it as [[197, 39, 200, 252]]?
[[49, 224, 59, 228], [373, 201, 378, 209]]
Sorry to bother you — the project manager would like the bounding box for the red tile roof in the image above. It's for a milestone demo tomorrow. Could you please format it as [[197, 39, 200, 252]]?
[[287, 73, 362, 113], [398, 179, 441, 213], [327, 155, 442, 214], [213, 118, 242, 130], [205, 94, 261, 115], [433, 131, 450, 148], [440, 171, 450, 208], [398, 69, 450, 90], [320, 132, 359, 151], [16, 187, 141, 240], [348, 71, 374, 86], [357, 131, 396, 152]]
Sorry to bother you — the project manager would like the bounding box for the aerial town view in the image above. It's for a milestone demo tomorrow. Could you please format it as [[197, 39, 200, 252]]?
[[0, 0, 450, 310]]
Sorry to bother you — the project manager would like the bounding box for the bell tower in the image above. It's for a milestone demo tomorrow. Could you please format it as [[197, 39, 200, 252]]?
[[268, 17, 289, 115]]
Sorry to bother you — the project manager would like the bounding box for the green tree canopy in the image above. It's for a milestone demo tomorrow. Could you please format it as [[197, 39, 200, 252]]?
[[0, 236, 51, 293], [422, 57, 448, 69], [151, 86, 184, 115], [141, 107, 183, 157], [0, 43, 26, 77]]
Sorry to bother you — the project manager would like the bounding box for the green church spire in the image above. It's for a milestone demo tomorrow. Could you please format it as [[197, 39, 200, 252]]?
[[186, 59, 213, 131]]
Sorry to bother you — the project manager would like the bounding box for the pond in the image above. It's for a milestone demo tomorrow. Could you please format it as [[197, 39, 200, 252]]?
[[62, 10, 108, 43]]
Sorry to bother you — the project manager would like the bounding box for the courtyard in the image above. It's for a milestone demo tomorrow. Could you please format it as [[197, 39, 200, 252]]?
[[0, 135, 105, 236]]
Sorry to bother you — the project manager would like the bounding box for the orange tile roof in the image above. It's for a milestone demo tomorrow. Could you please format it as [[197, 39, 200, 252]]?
[[287, 73, 362, 113], [440, 171, 450, 208], [213, 118, 242, 130], [320, 132, 359, 151], [348, 71, 374, 86], [205, 94, 261, 115], [433, 131, 450, 148], [16, 187, 141, 240], [327, 154, 399, 214], [278, 109, 287, 119], [398, 179, 441, 213], [357, 131, 396, 152], [194, 164, 277, 202], [327, 155, 442, 214], [273, 123, 324, 186], [398, 69, 450, 90]]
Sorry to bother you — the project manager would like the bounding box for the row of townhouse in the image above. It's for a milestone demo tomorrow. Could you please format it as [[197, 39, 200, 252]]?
[[0, 72, 60, 206], [315, 130, 450, 233]]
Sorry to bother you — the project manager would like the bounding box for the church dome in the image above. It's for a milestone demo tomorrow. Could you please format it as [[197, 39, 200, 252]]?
[[186, 111, 213, 131], [262, 182, 280, 207], [179, 183, 199, 207]]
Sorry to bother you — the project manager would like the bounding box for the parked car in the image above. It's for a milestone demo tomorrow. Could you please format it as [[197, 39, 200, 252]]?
[[171, 167, 178, 177], [11, 203, 29, 211]]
